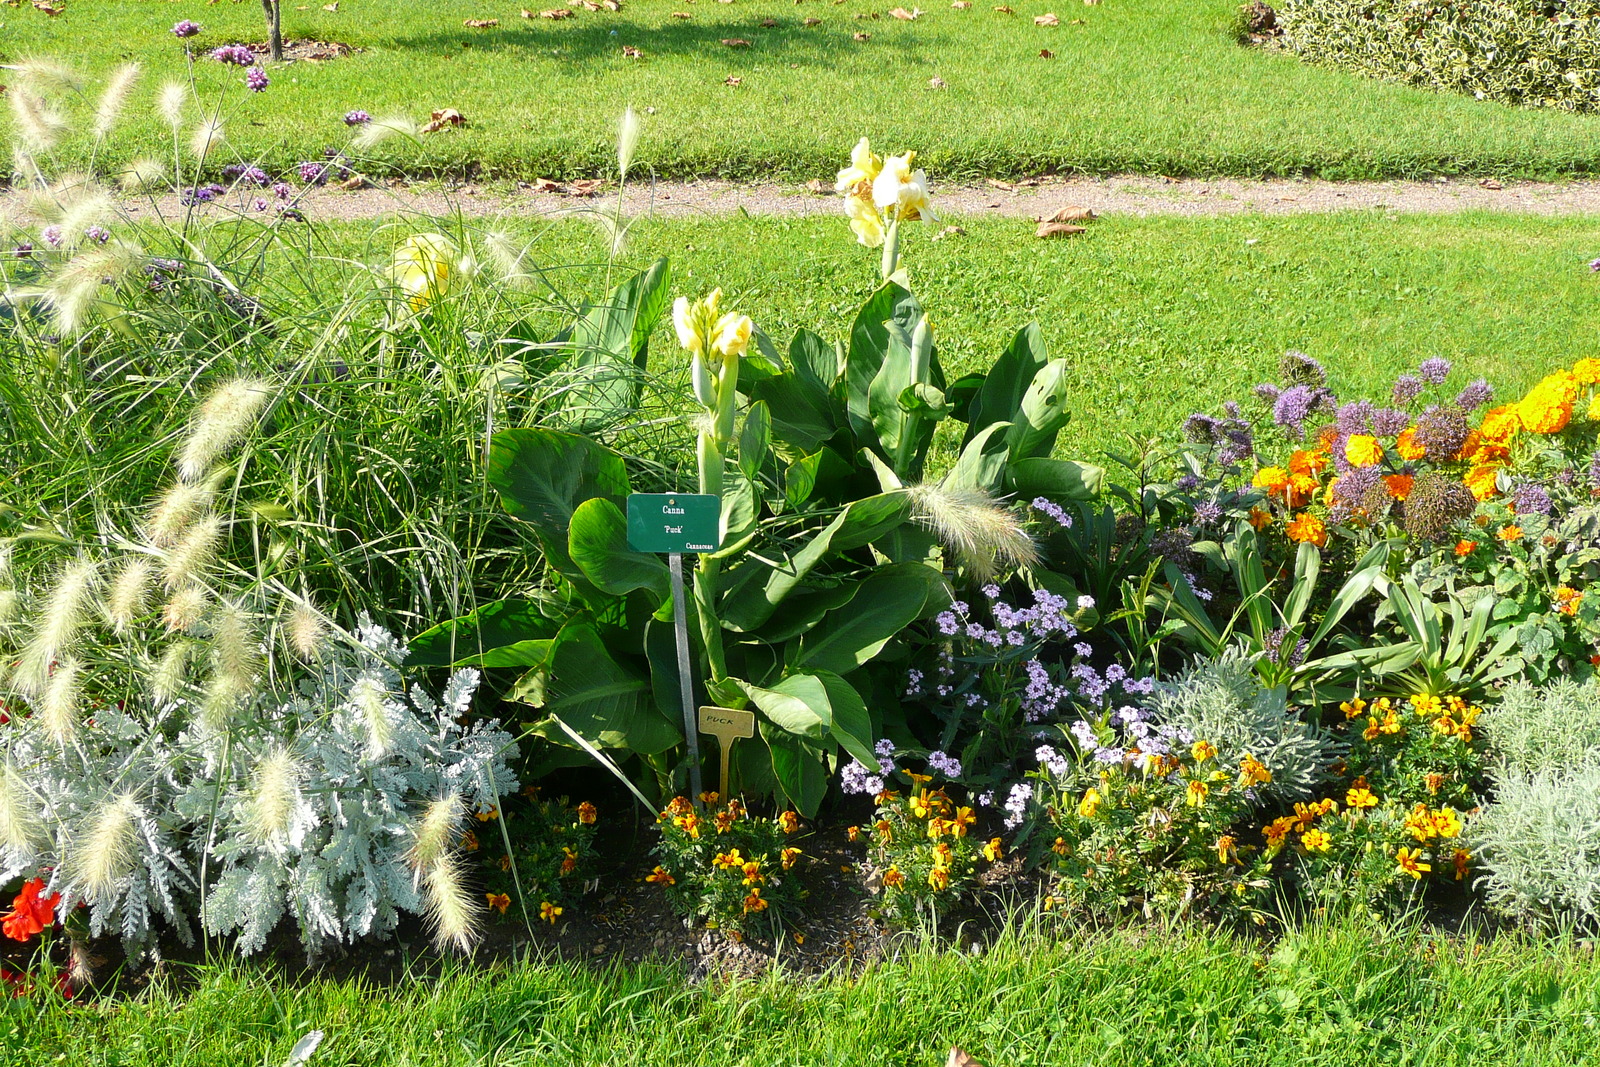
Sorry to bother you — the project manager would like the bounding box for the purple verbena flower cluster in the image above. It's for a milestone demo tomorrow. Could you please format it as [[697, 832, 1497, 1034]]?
[[172, 20, 201, 38], [1417, 357, 1453, 385], [1030, 497, 1072, 528], [344, 110, 372, 126], [211, 44, 256, 66], [245, 67, 270, 93], [179, 183, 228, 206]]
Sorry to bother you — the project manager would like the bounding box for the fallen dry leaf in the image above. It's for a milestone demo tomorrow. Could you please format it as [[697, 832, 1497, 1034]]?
[[803, 15, 821, 23], [1034, 11, 1058, 23], [569, 179, 606, 196], [31, 0, 63, 12], [759, 16, 776, 24], [420, 108, 467, 133], [722, 37, 752, 45], [929, 75, 947, 88], [336, 174, 370, 191], [1038, 47, 1054, 56], [529, 178, 564, 192], [1480, 178, 1504, 190], [1070, 16, 1084, 22], [725, 75, 744, 86], [323, 1, 338, 9], [805, 178, 828, 194], [603, 0, 622, 9], [1036, 221, 1085, 238], [952, 1, 972, 7], [993, 4, 1013, 11], [1083, 0, 1099, 5], [987, 178, 1018, 191], [621, 43, 643, 56], [541, 7, 574, 16], [463, 17, 499, 27], [671, 8, 692, 14], [1038, 205, 1096, 222], [930, 224, 965, 240], [853, 30, 871, 38], [947, 1049, 987, 1067], [889, 5, 922, 18], [577, 0, 601, 8]]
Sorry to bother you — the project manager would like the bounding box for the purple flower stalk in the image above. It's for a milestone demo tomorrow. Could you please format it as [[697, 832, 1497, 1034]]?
[[1510, 483, 1553, 516], [14, 242, 33, 258], [344, 110, 372, 126], [245, 67, 269, 92], [1392, 374, 1423, 406], [297, 161, 328, 185], [172, 20, 202, 38], [41, 225, 62, 247], [1418, 357, 1452, 385]]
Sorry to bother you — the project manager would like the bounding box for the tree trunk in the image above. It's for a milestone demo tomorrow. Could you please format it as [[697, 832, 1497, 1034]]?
[[262, 0, 284, 62]]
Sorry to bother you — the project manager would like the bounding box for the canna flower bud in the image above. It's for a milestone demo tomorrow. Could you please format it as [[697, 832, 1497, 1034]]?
[[691, 353, 716, 407]]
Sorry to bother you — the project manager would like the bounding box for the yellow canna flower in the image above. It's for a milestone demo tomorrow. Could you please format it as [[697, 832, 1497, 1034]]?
[[391, 233, 457, 312], [711, 312, 752, 359], [846, 192, 885, 248], [871, 152, 935, 223], [834, 136, 883, 194]]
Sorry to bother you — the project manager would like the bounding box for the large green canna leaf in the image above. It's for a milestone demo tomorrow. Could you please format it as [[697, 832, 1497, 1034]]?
[[1005, 359, 1072, 461], [487, 427, 630, 590], [1008, 457, 1105, 501], [557, 258, 671, 428], [522, 623, 681, 754], [792, 562, 943, 676], [963, 323, 1049, 447], [568, 497, 670, 602], [845, 282, 923, 443], [407, 598, 559, 668], [761, 723, 830, 817]]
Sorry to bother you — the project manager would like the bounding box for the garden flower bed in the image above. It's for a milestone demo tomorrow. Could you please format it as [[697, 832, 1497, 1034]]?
[[4, 59, 1600, 1002]]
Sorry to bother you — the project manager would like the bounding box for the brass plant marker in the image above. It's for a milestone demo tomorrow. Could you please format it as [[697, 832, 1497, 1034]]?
[[698, 705, 755, 801]]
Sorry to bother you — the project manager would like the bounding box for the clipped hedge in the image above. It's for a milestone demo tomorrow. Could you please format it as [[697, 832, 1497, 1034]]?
[[1277, 0, 1600, 112]]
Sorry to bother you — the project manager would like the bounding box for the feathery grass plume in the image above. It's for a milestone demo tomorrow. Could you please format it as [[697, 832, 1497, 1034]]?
[[177, 378, 272, 482], [616, 106, 642, 181], [7, 87, 67, 152], [407, 794, 465, 872], [106, 558, 155, 632], [10, 60, 84, 93], [284, 601, 326, 661], [201, 599, 259, 730], [162, 585, 209, 633], [157, 82, 187, 130], [162, 513, 223, 590], [16, 558, 96, 695], [423, 856, 481, 953], [149, 640, 192, 702], [39, 656, 83, 746], [243, 746, 303, 848], [71, 793, 140, 903], [92, 63, 142, 140], [43, 239, 144, 336], [188, 117, 224, 160], [350, 676, 393, 760], [0, 761, 45, 858], [584, 210, 629, 259], [55, 183, 114, 244], [904, 483, 1038, 581], [0, 589, 18, 626], [145, 480, 214, 547], [483, 229, 535, 290], [118, 157, 168, 192], [351, 115, 418, 152]]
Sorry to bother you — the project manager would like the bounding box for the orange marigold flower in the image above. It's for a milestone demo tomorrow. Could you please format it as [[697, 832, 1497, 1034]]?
[[645, 865, 676, 886], [475, 806, 499, 823], [1395, 427, 1426, 461], [1052, 836, 1070, 855], [1286, 472, 1320, 508], [1554, 586, 1583, 616], [1215, 835, 1237, 864], [698, 791, 720, 805], [1263, 818, 1293, 846], [1477, 404, 1523, 444], [664, 796, 693, 818], [1384, 473, 1414, 500], [1344, 434, 1383, 468], [713, 848, 744, 870], [1573, 358, 1600, 384], [1285, 513, 1328, 548], [1424, 772, 1445, 795], [742, 860, 764, 885], [846, 825, 861, 843], [459, 830, 479, 852], [1451, 848, 1471, 881], [1464, 464, 1502, 501], [778, 810, 800, 834], [881, 866, 906, 890], [781, 847, 802, 870], [742, 889, 768, 914], [1253, 466, 1291, 496], [486, 892, 511, 915], [1396, 847, 1430, 880], [1289, 450, 1328, 476], [498, 855, 513, 872], [1454, 540, 1477, 557], [1498, 524, 1523, 542], [577, 801, 598, 825], [1301, 828, 1331, 853], [1239, 753, 1272, 787], [1248, 507, 1273, 531], [1404, 805, 1437, 842], [927, 866, 950, 891], [982, 837, 1004, 862]]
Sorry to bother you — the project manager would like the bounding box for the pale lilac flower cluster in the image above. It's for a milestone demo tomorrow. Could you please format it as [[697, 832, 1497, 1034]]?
[[41, 225, 62, 247], [245, 67, 270, 93], [1034, 744, 1070, 778], [344, 110, 372, 126], [926, 750, 963, 778], [1418, 356, 1452, 384], [1002, 782, 1034, 829], [842, 738, 903, 795], [932, 588, 1080, 650], [83, 226, 110, 244], [179, 183, 227, 206], [223, 163, 272, 186], [1392, 373, 1423, 406], [211, 44, 256, 66], [1030, 497, 1072, 528], [1510, 483, 1553, 516], [1455, 378, 1493, 412], [172, 20, 201, 38]]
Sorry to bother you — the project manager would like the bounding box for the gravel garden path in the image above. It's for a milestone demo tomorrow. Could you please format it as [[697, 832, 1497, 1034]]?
[[105, 174, 1600, 221]]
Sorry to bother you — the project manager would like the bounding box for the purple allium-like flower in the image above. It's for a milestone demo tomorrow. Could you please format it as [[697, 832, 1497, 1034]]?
[[297, 161, 327, 185], [245, 67, 269, 92], [211, 44, 256, 66], [172, 19, 201, 38], [344, 109, 372, 126], [1590, 257, 1600, 272], [1510, 483, 1553, 516], [1392, 374, 1423, 407], [1333, 465, 1383, 507], [253, 198, 269, 211], [83, 226, 110, 244], [1371, 407, 1411, 437], [1281, 349, 1328, 387], [1217, 422, 1255, 465], [1254, 382, 1282, 407], [1414, 403, 1470, 463], [42, 225, 63, 247], [1418, 357, 1452, 385], [1273, 384, 1318, 439], [1174, 474, 1200, 491], [1455, 378, 1493, 413], [1182, 412, 1219, 444], [272, 181, 293, 200], [1262, 626, 1308, 668], [1335, 400, 1375, 436], [1193, 500, 1223, 525], [1589, 451, 1600, 489], [14, 242, 33, 258]]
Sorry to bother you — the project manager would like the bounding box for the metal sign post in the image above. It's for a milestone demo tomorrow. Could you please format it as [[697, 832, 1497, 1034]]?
[[626, 493, 720, 803]]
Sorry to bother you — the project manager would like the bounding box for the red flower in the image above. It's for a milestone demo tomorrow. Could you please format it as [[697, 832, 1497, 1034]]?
[[2, 879, 60, 942]]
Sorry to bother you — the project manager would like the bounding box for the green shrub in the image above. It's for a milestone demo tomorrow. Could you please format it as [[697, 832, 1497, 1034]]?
[[1480, 678, 1600, 777], [1278, 0, 1600, 113], [1471, 763, 1600, 931]]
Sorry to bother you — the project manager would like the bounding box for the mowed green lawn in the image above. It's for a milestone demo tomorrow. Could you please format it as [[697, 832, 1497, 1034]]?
[[385, 209, 1600, 461], [9, 0, 1600, 180]]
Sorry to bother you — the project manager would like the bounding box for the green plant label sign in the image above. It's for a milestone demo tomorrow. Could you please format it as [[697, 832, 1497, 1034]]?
[[626, 493, 720, 554]]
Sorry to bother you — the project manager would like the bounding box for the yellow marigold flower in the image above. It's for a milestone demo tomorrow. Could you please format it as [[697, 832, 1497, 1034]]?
[[1554, 586, 1583, 616], [1384, 473, 1414, 500], [778, 810, 800, 834], [1186, 780, 1209, 807], [1518, 376, 1575, 435], [1404, 805, 1437, 842], [881, 866, 906, 890], [1380, 711, 1402, 735], [664, 796, 693, 817], [1410, 693, 1443, 717], [1464, 463, 1502, 501], [1573, 358, 1600, 384], [1395, 427, 1426, 461], [1344, 434, 1383, 468], [1289, 449, 1328, 476], [1077, 787, 1102, 818], [1239, 753, 1272, 787], [926, 817, 952, 840], [1451, 848, 1471, 881], [1323, 477, 1340, 506], [1363, 716, 1381, 741], [1346, 786, 1378, 810], [1477, 404, 1522, 444], [846, 825, 861, 842], [1215, 835, 1237, 864], [874, 818, 894, 844], [1286, 472, 1319, 508], [1286, 513, 1328, 548], [1432, 807, 1463, 839], [1052, 836, 1070, 856], [741, 860, 764, 885], [475, 806, 499, 823], [1247, 507, 1273, 531], [675, 813, 702, 839], [1498, 524, 1523, 542], [698, 791, 720, 805], [778, 847, 801, 871], [539, 900, 563, 924], [1191, 740, 1217, 762], [1340, 698, 1367, 720], [1253, 466, 1290, 496], [1396, 847, 1430, 880], [713, 848, 744, 870], [1301, 828, 1331, 853], [927, 866, 950, 891], [982, 837, 1004, 862], [1589, 394, 1600, 422], [577, 801, 598, 825], [486, 892, 510, 915], [1263, 816, 1295, 846], [1424, 772, 1445, 795], [742, 888, 768, 913]]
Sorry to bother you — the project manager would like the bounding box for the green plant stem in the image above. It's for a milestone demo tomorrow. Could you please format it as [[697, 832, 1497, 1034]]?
[[880, 216, 902, 283]]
